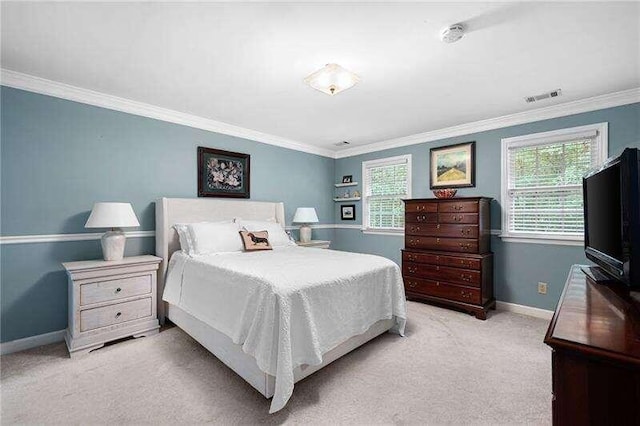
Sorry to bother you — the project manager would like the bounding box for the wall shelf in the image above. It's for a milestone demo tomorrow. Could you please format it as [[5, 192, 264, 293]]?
[[333, 197, 361, 202], [334, 182, 358, 188]]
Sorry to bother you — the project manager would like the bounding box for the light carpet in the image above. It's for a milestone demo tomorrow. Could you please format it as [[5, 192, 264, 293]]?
[[1, 302, 552, 425]]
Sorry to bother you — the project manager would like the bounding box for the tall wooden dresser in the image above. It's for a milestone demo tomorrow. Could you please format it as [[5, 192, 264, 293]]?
[[402, 197, 495, 319]]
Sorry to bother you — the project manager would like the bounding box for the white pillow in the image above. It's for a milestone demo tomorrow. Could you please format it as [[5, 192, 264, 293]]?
[[188, 221, 243, 255], [237, 219, 295, 247], [173, 224, 196, 255], [173, 221, 242, 255]]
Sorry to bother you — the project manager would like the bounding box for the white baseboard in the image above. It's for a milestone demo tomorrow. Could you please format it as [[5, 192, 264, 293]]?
[[0, 329, 66, 356], [496, 301, 554, 320]]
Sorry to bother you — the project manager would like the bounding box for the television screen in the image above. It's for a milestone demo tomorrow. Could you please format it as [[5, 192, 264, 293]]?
[[585, 163, 622, 261]]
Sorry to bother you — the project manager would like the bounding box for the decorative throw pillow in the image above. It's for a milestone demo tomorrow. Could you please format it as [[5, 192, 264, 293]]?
[[237, 219, 296, 247], [239, 230, 273, 251]]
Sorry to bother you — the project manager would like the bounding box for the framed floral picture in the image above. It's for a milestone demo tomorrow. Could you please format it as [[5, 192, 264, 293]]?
[[430, 141, 476, 189], [197, 147, 250, 198]]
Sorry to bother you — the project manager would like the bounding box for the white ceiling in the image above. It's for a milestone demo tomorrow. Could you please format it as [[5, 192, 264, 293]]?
[[2, 2, 639, 154]]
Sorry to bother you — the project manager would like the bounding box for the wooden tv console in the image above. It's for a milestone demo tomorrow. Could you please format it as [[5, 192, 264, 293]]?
[[544, 265, 640, 425]]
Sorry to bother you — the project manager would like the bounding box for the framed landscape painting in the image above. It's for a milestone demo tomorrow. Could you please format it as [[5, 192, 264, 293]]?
[[197, 147, 250, 198], [430, 141, 476, 189]]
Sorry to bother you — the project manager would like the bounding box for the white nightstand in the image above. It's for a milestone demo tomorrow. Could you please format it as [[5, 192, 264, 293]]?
[[62, 255, 162, 358], [296, 240, 331, 249]]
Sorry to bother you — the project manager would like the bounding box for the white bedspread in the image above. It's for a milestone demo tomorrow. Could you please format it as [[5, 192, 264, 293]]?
[[163, 246, 406, 413]]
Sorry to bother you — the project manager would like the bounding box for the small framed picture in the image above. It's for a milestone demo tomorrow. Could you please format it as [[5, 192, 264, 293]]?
[[341, 204, 356, 221], [198, 147, 250, 198], [342, 175, 353, 184], [430, 141, 476, 189]]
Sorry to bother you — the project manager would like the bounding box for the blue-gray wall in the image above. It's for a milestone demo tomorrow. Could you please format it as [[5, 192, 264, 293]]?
[[2, 84, 639, 343], [333, 102, 640, 310], [0, 86, 334, 342]]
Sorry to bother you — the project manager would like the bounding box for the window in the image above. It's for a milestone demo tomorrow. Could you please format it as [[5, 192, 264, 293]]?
[[362, 154, 411, 233], [501, 123, 608, 245]]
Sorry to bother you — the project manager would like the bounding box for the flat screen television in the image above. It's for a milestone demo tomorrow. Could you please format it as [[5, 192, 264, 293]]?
[[583, 147, 639, 288]]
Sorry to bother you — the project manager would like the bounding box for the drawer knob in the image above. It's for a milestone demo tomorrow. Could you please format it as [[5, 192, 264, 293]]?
[[408, 281, 417, 288], [408, 266, 418, 274], [115, 287, 122, 293], [436, 281, 440, 286], [461, 275, 470, 282], [115, 312, 122, 318]]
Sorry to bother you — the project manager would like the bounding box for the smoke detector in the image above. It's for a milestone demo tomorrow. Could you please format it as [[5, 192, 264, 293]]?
[[334, 141, 350, 147], [441, 24, 465, 43], [525, 89, 562, 103]]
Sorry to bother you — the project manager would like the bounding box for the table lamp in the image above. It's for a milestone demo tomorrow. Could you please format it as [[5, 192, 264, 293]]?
[[85, 202, 141, 261], [293, 207, 319, 243]]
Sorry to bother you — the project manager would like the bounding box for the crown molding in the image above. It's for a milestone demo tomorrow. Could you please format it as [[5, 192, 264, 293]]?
[[0, 69, 335, 159], [3, 69, 637, 161], [334, 87, 640, 159]]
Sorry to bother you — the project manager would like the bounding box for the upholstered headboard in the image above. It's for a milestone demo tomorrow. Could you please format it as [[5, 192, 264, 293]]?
[[155, 197, 285, 323]]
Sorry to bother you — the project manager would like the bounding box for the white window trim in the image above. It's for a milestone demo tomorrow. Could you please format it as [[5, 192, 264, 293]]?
[[500, 122, 608, 245], [361, 154, 412, 234]]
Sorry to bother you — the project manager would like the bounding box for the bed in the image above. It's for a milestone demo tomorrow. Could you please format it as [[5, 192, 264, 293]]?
[[155, 197, 406, 413]]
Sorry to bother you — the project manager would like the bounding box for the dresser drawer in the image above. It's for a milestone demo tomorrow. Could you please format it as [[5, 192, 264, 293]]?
[[405, 223, 478, 239], [405, 236, 479, 253], [438, 213, 479, 224], [438, 201, 479, 213], [403, 251, 481, 270], [403, 261, 481, 287], [405, 203, 437, 213], [404, 277, 480, 304], [405, 212, 438, 223], [80, 275, 152, 306], [80, 297, 152, 332]]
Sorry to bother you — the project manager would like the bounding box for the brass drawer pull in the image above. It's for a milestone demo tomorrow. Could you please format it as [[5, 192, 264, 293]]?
[[461, 275, 471, 282], [408, 281, 417, 288], [459, 243, 471, 249], [408, 266, 418, 274]]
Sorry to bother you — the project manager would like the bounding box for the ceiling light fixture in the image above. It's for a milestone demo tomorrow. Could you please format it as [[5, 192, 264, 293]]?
[[304, 63, 360, 96], [441, 24, 465, 43]]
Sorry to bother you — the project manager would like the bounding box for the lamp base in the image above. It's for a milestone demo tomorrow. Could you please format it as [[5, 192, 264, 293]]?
[[101, 229, 126, 261], [299, 225, 312, 243]]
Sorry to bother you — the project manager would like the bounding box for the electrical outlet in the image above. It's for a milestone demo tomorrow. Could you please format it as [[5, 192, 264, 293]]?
[[538, 282, 548, 295]]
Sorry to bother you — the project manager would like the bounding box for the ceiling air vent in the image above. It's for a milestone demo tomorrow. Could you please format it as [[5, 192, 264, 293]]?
[[525, 89, 562, 103], [334, 141, 350, 146]]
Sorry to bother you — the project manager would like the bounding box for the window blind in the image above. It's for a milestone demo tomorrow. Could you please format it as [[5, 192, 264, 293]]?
[[362, 156, 410, 230], [506, 136, 600, 237]]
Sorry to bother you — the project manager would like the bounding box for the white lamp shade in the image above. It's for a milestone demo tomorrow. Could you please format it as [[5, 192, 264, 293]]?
[[292, 207, 319, 224], [85, 202, 140, 228]]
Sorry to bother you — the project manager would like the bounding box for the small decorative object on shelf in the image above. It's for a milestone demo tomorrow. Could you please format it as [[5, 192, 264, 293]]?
[[344, 190, 350, 198], [432, 188, 457, 199], [353, 190, 361, 198], [342, 175, 353, 183]]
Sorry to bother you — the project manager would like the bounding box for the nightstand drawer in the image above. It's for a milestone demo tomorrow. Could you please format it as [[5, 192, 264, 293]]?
[[80, 297, 152, 332], [80, 275, 151, 306]]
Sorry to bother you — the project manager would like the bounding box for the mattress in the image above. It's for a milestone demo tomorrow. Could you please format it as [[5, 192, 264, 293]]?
[[163, 246, 406, 413]]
